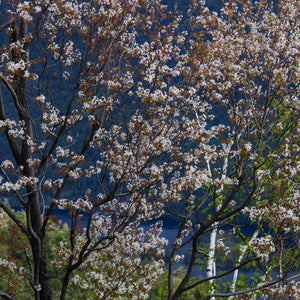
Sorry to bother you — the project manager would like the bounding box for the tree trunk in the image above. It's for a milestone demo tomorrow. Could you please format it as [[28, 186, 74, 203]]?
[[207, 224, 218, 300], [15, 43, 53, 299], [229, 230, 259, 299], [60, 269, 72, 300], [27, 187, 52, 300], [30, 240, 52, 300]]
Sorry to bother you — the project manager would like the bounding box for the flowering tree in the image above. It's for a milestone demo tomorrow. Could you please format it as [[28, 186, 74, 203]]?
[[0, 0, 299, 300], [164, 0, 300, 299], [0, 0, 182, 299]]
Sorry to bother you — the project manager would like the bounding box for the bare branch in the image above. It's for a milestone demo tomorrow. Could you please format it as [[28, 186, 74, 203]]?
[[0, 19, 14, 32], [0, 86, 22, 165], [208, 275, 295, 298], [0, 292, 16, 300], [183, 258, 259, 292], [0, 75, 30, 119], [0, 200, 28, 236]]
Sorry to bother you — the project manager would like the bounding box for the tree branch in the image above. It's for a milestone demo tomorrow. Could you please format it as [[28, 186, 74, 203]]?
[[183, 257, 259, 292], [0, 167, 27, 206], [0, 201, 28, 236], [208, 274, 298, 298], [0, 292, 15, 300], [0, 86, 22, 165], [0, 19, 14, 32], [0, 75, 30, 120]]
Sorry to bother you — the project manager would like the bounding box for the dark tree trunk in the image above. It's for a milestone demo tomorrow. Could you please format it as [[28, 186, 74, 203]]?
[[30, 237, 53, 300], [14, 19, 53, 298], [27, 190, 52, 300], [60, 269, 72, 300]]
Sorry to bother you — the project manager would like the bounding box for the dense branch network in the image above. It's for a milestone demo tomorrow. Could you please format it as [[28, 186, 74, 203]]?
[[0, 0, 299, 299]]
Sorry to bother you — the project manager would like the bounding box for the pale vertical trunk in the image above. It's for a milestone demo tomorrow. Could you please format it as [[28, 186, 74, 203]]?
[[205, 142, 232, 299], [207, 223, 218, 300], [229, 230, 259, 300], [205, 157, 217, 299], [279, 236, 284, 299]]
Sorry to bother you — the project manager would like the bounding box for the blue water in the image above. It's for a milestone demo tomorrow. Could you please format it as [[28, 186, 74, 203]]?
[[51, 208, 180, 244]]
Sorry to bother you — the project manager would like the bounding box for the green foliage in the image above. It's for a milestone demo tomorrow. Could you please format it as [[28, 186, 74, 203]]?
[[0, 208, 32, 298], [0, 208, 76, 299], [148, 267, 203, 300]]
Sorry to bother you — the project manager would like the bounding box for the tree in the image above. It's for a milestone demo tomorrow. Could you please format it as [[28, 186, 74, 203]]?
[[0, 0, 180, 299], [164, 0, 300, 299], [0, 0, 299, 300]]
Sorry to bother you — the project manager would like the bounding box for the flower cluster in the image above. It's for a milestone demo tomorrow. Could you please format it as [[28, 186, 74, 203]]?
[[0, 258, 17, 273], [52, 222, 167, 299], [249, 235, 275, 262]]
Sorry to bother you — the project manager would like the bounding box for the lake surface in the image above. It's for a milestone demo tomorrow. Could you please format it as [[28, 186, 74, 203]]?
[[51, 208, 181, 244]]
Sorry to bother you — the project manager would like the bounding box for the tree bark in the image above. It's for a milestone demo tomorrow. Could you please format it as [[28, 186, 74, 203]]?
[[10, 16, 54, 299], [206, 224, 218, 300], [60, 269, 72, 300], [27, 191, 52, 300]]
